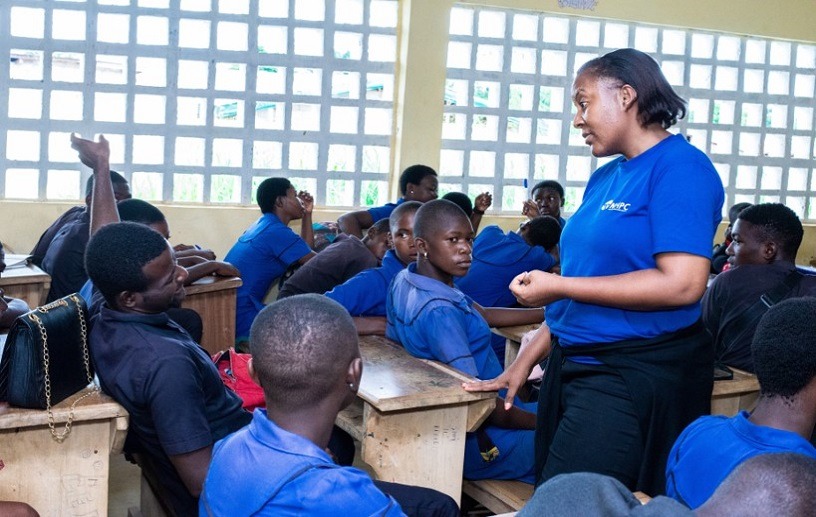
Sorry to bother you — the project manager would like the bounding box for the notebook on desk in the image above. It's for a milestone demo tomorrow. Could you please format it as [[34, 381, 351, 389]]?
[[3, 255, 33, 270]]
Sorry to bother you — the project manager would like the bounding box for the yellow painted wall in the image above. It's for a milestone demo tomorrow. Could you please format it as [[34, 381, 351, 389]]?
[[2, 0, 815, 260]]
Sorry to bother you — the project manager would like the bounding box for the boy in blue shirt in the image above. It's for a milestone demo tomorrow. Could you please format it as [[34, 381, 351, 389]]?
[[200, 294, 458, 516], [325, 201, 421, 335], [224, 178, 316, 341], [338, 165, 437, 238], [666, 297, 816, 508]]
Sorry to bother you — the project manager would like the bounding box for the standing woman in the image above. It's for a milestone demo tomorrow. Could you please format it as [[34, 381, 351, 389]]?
[[465, 48, 724, 495]]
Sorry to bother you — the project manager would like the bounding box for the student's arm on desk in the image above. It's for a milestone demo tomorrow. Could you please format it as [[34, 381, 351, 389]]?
[[338, 210, 373, 239], [176, 247, 217, 261], [169, 445, 213, 498], [463, 324, 552, 410], [352, 316, 387, 336], [476, 305, 544, 327], [184, 261, 240, 284]]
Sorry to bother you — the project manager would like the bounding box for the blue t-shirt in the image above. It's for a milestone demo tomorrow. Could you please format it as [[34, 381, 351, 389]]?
[[665, 411, 816, 508], [225, 213, 312, 339], [547, 134, 724, 346], [324, 250, 406, 316], [200, 409, 404, 516], [367, 198, 404, 223], [455, 225, 555, 308], [386, 265, 536, 482]]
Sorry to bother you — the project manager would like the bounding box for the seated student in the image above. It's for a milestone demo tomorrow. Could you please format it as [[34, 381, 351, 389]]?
[[325, 201, 421, 335], [666, 297, 816, 509], [519, 453, 816, 517], [40, 170, 131, 302], [702, 203, 816, 372], [200, 294, 459, 517], [30, 171, 131, 268], [455, 215, 561, 362], [277, 218, 390, 299], [710, 202, 752, 274], [441, 191, 492, 234], [338, 164, 438, 238], [386, 200, 544, 482], [0, 242, 30, 329], [86, 222, 252, 516], [521, 180, 567, 228], [224, 178, 316, 341]]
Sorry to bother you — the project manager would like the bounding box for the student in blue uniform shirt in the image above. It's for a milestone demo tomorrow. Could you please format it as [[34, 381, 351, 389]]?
[[665, 297, 816, 509], [338, 165, 438, 238], [522, 180, 567, 228], [224, 178, 316, 341], [387, 200, 544, 482], [200, 294, 458, 517], [455, 215, 561, 362], [325, 201, 421, 335], [465, 49, 724, 496]]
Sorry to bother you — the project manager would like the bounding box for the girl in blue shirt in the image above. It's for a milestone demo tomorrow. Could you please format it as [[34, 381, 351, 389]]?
[[465, 49, 724, 495]]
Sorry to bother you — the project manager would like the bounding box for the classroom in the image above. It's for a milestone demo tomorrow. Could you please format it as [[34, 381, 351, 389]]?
[[1, 0, 815, 515]]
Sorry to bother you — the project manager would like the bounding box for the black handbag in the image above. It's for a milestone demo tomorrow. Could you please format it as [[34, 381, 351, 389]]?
[[0, 293, 98, 442]]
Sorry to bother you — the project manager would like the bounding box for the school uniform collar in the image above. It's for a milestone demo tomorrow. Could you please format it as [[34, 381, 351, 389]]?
[[248, 408, 334, 464], [99, 303, 181, 330], [403, 263, 470, 306]]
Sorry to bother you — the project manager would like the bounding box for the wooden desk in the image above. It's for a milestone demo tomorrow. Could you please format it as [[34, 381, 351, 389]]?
[[0, 388, 128, 516], [181, 276, 241, 355], [0, 262, 51, 308], [336, 336, 495, 504], [493, 326, 761, 417]]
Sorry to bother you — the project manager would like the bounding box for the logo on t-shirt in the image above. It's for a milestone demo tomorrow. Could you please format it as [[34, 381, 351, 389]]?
[[600, 199, 631, 212]]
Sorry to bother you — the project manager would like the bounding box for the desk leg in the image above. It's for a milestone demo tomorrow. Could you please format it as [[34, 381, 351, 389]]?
[[505, 338, 520, 367], [361, 404, 469, 504]]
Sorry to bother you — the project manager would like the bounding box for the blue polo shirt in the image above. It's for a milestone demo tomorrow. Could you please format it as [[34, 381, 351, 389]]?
[[325, 250, 406, 317], [200, 409, 404, 516], [455, 225, 555, 308], [225, 213, 312, 339], [367, 198, 404, 223], [547, 134, 723, 346], [666, 411, 816, 508], [386, 265, 536, 482], [90, 306, 250, 515]]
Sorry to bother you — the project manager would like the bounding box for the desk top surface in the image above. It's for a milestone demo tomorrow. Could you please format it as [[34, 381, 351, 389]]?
[[184, 275, 242, 296], [0, 387, 127, 429], [0, 263, 50, 285], [358, 336, 494, 412], [712, 367, 760, 395]]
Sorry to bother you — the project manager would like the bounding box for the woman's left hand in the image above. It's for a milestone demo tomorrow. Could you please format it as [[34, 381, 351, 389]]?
[[510, 270, 563, 306]]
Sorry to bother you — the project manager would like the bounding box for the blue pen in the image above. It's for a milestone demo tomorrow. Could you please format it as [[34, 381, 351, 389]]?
[[523, 178, 528, 190]]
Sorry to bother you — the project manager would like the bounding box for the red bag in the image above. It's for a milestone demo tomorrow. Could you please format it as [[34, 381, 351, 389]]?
[[211, 348, 265, 411]]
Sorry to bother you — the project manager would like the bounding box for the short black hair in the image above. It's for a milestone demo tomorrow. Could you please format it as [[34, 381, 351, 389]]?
[[752, 297, 816, 399], [398, 165, 437, 195], [578, 48, 686, 129], [413, 199, 470, 240], [442, 192, 473, 217], [531, 180, 565, 203], [388, 201, 422, 233], [370, 217, 391, 235], [737, 203, 803, 259], [728, 202, 752, 224], [84, 170, 128, 198], [85, 222, 168, 306], [256, 177, 292, 214], [249, 294, 358, 407], [117, 199, 166, 225], [524, 216, 562, 250]]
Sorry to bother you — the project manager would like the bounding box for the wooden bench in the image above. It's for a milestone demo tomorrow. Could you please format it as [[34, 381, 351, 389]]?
[[335, 335, 496, 504], [0, 387, 128, 515], [181, 275, 241, 355]]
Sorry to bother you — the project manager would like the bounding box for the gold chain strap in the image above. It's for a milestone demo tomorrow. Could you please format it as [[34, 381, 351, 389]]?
[[29, 294, 99, 443]]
